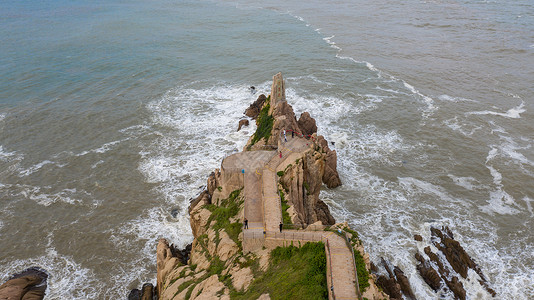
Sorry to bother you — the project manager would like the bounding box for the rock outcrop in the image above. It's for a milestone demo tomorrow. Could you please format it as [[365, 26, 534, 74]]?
[[147, 73, 384, 300], [412, 226, 496, 299], [0, 267, 48, 300], [244, 94, 267, 119], [297, 112, 317, 136]]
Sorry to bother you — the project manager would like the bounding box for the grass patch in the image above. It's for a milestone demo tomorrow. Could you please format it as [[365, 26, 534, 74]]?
[[354, 249, 370, 292], [251, 96, 274, 145], [231, 242, 327, 300], [205, 189, 243, 231], [279, 189, 292, 225]]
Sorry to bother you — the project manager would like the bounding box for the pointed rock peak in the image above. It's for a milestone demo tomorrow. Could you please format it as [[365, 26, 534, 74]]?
[[270, 72, 286, 107]]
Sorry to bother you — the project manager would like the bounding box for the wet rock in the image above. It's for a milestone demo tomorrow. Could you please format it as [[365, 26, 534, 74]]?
[[141, 283, 154, 300], [244, 94, 266, 119], [0, 267, 48, 300], [415, 252, 442, 291], [237, 119, 249, 131], [297, 112, 317, 136], [128, 288, 141, 300], [393, 266, 415, 300], [445, 276, 465, 300], [376, 275, 402, 300], [414, 234, 423, 241]]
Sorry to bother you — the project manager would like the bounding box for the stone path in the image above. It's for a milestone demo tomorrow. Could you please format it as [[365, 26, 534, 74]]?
[[225, 136, 360, 300]]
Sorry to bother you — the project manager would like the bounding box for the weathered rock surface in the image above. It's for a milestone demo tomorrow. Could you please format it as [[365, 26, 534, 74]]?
[[237, 119, 249, 131], [297, 112, 317, 136], [157, 239, 182, 298], [0, 267, 48, 300], [244, 94, 266, 119]]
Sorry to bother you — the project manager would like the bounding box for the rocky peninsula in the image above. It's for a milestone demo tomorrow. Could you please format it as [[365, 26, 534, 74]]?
[[127, 73, 387, 300]]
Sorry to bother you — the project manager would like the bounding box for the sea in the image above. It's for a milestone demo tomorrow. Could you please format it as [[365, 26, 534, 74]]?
[[0, 0, 532, 298]]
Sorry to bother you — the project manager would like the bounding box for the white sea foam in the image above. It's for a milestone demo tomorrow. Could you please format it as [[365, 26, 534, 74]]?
[[75, 138, 129, 157], [481, 149, 521, 215], [0, 246, 101, 299], [443, 116, 482, 136], [467, 101, 526, 119], [438, 94, 478, 103], [447, 174, 486, 191], [0, 145, 21, 162]]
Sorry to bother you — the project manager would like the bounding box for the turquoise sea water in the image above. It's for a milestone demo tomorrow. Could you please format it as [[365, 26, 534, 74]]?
[[1, 0, 533, 298]]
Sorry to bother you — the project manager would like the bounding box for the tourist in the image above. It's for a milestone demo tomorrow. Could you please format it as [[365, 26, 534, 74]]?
[[244, 218, 248, 229], [279, 222, 283, 232], [283, 130, 287, 142]]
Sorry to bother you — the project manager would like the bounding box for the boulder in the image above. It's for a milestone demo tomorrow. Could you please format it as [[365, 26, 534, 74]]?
[[237, 119, 249, 131], [245, 94, 266, 119], [297, 112, 317, 136], [0, 267, 48, 300], [414, 234, 423, 241]]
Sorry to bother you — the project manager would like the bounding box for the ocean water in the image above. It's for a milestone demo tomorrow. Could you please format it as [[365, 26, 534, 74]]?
[[0, 0, 532, 299]]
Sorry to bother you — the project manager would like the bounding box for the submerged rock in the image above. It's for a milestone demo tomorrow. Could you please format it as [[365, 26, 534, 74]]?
[[0, 267, 48, 300]]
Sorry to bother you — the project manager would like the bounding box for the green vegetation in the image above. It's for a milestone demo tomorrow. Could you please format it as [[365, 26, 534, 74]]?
[[231, 242, 327, 300], [251, 96, 274, 145], [277, 170, 284, 177], [303, 182, 310, 195], [205, 189, 244, 249], [343, 226, 360, 243], [354, 249, 370, 292], [279, 189, 292, 225]]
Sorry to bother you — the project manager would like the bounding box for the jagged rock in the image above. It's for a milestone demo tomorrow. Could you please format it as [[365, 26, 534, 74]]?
[[414, 234, 423, 241], [297, 112, 317, 136], [445, 276, 466, 300], [376, 275, 402, 299], [316, 135, 341, 188], [245, 94, 266, 119], [415, 252, 442, 291], [238, 119, 249, 131], [393, 266, 415, 300], [323, 150, 342, 188], [424, 247, 445, 274], [0, 267, 48, 300]]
